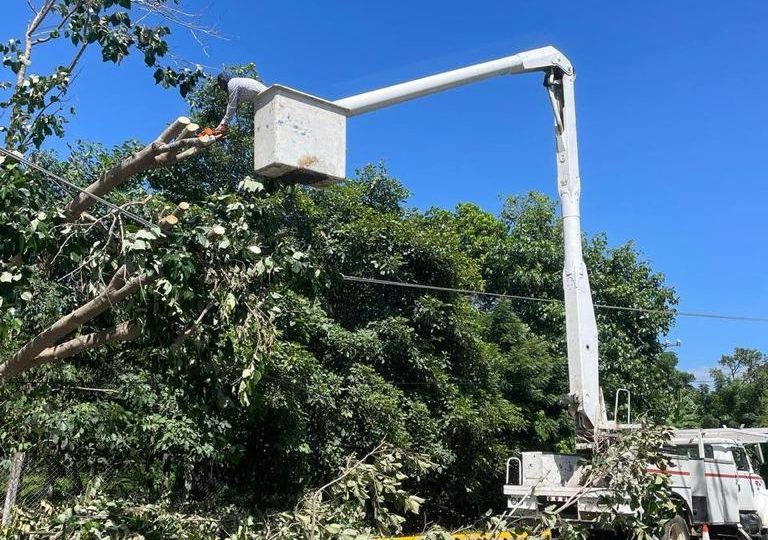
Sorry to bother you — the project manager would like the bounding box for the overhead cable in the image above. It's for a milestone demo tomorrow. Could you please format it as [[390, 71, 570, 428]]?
[[341, 275, 768, 323], [0, 147, 157, 230]]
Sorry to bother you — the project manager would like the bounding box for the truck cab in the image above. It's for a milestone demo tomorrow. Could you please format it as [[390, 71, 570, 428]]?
[[666, 429, 768, 538]]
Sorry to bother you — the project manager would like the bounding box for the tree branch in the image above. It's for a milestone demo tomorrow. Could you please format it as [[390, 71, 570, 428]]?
[[0, 270, 151, 380], [16, 0, 57, 89], [0, 199, 190, 381], [28, 322, 141, 369], [156, 116, 192, 143], [65, 42, 88, 74], [5, 0, 57, 147], [172, 298, 217, 347], [63, 118, 213, 221], [30, 2, 81, 46]]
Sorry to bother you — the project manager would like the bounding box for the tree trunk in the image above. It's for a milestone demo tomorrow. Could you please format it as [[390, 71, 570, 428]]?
[[29, 322, 141, 369], [1, 452, 24, 525]]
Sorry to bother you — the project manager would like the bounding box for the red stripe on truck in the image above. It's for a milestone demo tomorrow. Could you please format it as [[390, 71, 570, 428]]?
[[646, 468, 764, 481], [705, 472, 763, 480], [645, 468, 690, 476]]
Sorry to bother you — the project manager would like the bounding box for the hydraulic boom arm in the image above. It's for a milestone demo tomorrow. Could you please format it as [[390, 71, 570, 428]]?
[[254, 46, 607, 438], [334, 46, 607, 436]]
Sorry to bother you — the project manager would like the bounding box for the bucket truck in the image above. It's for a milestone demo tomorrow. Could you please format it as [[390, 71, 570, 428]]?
[[248, 45, 768, 540]]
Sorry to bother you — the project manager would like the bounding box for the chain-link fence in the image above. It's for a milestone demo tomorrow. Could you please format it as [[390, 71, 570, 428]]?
[[1, 450, 110, 522], [1, 448, 234, 524]]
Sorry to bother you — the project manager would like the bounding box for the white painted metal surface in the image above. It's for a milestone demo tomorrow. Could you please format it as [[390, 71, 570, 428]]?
[[544, 63, 604, 437], [252, 85, 347, 186], [519, 452, 582, 487], [673, 428, 768, 445], [333, 46, 570, 116]]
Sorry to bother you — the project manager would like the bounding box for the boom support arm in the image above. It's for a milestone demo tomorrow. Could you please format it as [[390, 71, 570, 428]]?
[[334, 46, 607, 435]]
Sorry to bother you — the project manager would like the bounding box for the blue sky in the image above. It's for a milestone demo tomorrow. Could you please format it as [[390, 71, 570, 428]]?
[[2, 0, 767, 379]]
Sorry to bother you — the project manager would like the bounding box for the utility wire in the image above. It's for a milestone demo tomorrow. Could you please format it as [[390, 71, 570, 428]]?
[[0, 147, 157, 230], [341, 275, 768, 323]]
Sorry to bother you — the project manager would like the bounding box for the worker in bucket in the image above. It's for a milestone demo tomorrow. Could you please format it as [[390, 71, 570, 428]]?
[[213, 72, 267, 137]]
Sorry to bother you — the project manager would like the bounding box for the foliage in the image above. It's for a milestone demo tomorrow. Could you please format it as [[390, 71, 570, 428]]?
[[1, 494, 223, 539], [586, 424, 677, 540], [1, 0, 205, 151], [255, 443, 434, 539], [0, 21, 694, 532], [698, 348, 768, 428], [0, 155, 57, 347], [448, 195, 681, 420], [0, 444, 435, 540]]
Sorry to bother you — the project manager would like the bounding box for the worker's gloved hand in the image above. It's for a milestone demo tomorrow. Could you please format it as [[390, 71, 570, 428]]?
[[214, 124, 228, 138]]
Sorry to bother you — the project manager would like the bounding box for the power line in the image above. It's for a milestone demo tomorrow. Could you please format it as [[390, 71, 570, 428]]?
[[342, 274, 561, 304], [341, 275, 768, 323], [0, 147, 157, 230]]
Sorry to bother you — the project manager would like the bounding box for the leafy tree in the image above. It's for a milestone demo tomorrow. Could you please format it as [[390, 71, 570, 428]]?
[[0, 17, 690, 531], [1, 0, 205, 151], [477, 193, 679, 419], [698, 348, 768, 428]]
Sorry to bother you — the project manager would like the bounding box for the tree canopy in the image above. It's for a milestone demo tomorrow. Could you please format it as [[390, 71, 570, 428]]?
[[3, 2, 756, 535]]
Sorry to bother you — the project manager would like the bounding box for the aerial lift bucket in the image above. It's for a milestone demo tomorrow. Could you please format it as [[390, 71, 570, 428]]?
[[252, 85, 348, 187]]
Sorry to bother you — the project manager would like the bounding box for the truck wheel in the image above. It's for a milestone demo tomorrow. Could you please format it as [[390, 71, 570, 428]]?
[[662, 516, 690, 540]]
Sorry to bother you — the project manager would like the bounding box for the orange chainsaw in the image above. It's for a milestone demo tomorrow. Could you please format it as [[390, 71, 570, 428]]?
[[197, 127, 225, 140]]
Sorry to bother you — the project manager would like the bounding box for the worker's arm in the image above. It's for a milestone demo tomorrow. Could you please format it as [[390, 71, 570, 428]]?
[[219, 84, 241, 127]]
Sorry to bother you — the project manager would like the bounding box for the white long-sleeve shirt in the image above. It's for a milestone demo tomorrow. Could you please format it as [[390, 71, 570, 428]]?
[[219, 77, 267, 126]]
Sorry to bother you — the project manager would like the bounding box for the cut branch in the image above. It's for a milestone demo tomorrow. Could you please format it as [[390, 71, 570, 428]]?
[[153, 132, 210, 154], [157, 116, 191, 143], [63, 118, 214, 221], [159, 201, 190, 230], [207, 225, 225, 239]]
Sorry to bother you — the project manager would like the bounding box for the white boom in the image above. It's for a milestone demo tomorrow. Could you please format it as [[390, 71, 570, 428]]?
[[335, 46, 606, 435], [252, 46, 607, 437]]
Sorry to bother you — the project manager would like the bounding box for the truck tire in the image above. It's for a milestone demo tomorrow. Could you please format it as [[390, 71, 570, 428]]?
[[662, 516, 690, 540]]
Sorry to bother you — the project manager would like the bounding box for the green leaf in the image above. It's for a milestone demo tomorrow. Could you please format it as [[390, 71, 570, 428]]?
[[325, 524, 342, 534], [222, 292, 236, 315], [239, 176, 264, 192], [135, 229, 156, 241]]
